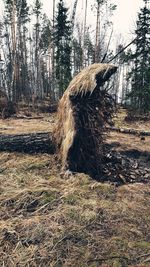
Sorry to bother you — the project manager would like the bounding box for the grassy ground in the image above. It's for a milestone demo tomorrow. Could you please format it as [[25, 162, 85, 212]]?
[[113, 108, 150, 132], [0, 111, 150, 267]]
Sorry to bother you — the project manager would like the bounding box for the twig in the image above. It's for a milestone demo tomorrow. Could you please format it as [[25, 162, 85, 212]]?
[[13, 115, 44, 119], [88, 253, 150, 265], [51, 235, 69, 251], [136, 253, 150, 260], [88, 256, 129, 264], [106, 126, 150, 136], [33, 202, 51, 213], [107, 38, 136, 63], [142, 257, 150, 263]]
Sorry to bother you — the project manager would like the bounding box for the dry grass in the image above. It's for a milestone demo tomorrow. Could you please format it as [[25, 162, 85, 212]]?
[[107, 132, 150, 153], [68, 63, 117, 96], [113, 108, 150, 132], [0, 115, 55, 135], [0, 113, 150, 267]]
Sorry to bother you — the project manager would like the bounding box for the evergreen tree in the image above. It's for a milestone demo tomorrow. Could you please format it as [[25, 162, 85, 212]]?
[[39, 14, 51, 51], [54, 0, 72, 97], [84, 29, 95, 66], [33, 0, 42, 96], [127, 0, 150, 113], [39, 14, 52, 97], [72, 37, 83, 75], [16, 0, 30, 100]]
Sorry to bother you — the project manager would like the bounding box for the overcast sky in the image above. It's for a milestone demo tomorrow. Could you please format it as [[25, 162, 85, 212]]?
[[41, 0, 143, 38], [0, 0, 144, 42]]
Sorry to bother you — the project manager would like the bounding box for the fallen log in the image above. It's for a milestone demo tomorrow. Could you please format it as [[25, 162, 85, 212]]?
[[107, 126, 150, 136], [0, 126, 149, 155], [0, 132, 55, 154]]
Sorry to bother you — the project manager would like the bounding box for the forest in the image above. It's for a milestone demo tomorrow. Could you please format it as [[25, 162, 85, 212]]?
[[0, 0, 149, 113], [0, 0, 150, 267]]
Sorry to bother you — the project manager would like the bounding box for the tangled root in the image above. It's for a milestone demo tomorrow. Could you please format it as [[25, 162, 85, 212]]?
[[53, 63, 117, 177]]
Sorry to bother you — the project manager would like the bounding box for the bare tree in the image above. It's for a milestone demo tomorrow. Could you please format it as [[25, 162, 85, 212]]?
[[83, 0, 88, 67]]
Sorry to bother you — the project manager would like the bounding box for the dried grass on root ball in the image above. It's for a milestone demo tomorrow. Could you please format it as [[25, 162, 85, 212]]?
[[54, 63, 117, 178]]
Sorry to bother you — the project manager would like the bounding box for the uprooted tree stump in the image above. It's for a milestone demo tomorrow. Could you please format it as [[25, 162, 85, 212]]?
[[0, 63, 118, 178], [53, 63, 117, 177]]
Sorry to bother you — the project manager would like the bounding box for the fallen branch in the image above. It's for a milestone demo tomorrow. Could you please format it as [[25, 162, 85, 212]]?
[[88, 256, 129, 264], [107, 126, 150, 136], [88, 253, 150, 265], [107, 38, 136, 63], [12, 115, 44, 120]]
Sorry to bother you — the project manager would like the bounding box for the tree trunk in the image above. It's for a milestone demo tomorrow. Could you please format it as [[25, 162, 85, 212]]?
[[95, 1, 100, 63], [11, 0, 17, 102], [83, 0, 88, 67], [0, 132, 55, 154], [52, 0, 56, 98]]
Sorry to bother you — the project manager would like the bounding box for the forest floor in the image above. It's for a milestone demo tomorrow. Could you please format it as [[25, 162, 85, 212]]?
[[0, 109, 150, 267]]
